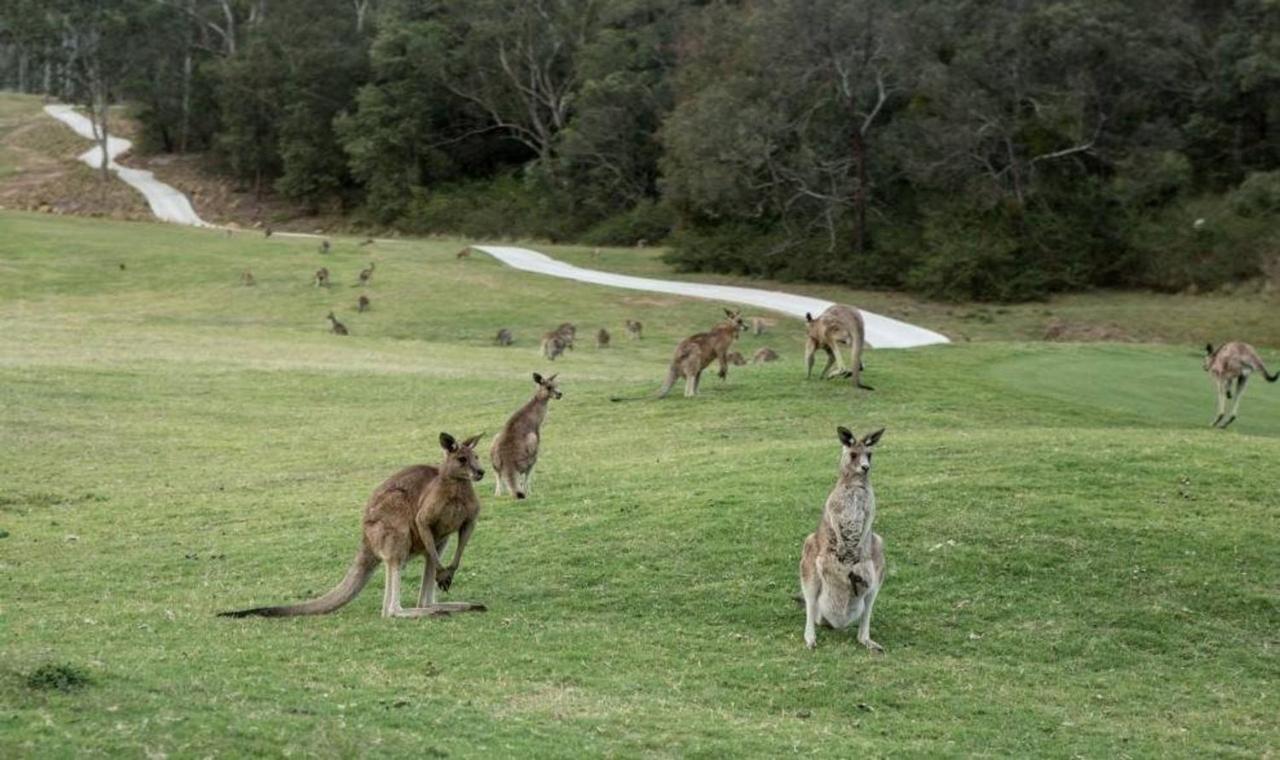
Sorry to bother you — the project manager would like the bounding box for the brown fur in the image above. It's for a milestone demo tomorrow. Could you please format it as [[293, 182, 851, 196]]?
[[726, 351, 746, 366], [625, 320, 643, 340], [541, 323, 575, 360], [357, 295, 370, 313], [597, 328, 611, 348], [241, 270, 255, 287], [496, 328, 514, 346], [358, 262, 376, 285], [456, 247, 471, 259], [327, 311, 348, 335], [805, 305, 872, 390], [313, 267, 330, 287], [752, 347, 779, 363], [220, 433, 488, 619], [751, 317, 768, 336], [491, 373, 562, 500], [799, 427, 887, 651], [655, 309, 747, 398], [1204, 342, 1279, 428]]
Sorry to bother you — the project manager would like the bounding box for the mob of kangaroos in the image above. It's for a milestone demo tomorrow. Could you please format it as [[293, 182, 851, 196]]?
[[491, 372, 562, 500], [800, 426, 887, 652], [1204, 341, 1278, 428], [220, 432, 489, 619], [805, 304, 873, 390]]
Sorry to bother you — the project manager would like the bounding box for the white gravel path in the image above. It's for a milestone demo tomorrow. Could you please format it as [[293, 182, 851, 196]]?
[[472, 246, 949, 348], [43, 104, 211, 227], [40, 104, 947, 347]]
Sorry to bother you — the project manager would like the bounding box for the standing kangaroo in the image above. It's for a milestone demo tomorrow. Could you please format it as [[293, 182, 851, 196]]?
[[654, 309, 747, 398], [625, 320, 643, 340], [805, 305, 873, 390], [220, 433, 488, 619], [491, 373, 562, 500], [495, 328, 514, 346], [541, 334, 566, 361], [319, 239, 331, 254], [327, 311, 349, 335], [314, 267, 331, 287], [357, 295, 370, 313], [1205, 342, 1278, 428], [358, 262, 376, 285], [241, 270, 255, 287], [800, 426, 887, 652], [596, 328, 611, 348]]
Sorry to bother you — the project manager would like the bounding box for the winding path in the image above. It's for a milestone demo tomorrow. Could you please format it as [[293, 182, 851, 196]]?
[[42, 104, 947, 347]]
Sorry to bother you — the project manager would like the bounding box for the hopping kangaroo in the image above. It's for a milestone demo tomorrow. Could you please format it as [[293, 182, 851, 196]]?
[[220, 433, 489, 619], [800, 426, 886, 651], [491, 373, 562, 500], [805, 305, 872, 390], [1204, 342, 1278, 428], [654, 309, 747, 398]]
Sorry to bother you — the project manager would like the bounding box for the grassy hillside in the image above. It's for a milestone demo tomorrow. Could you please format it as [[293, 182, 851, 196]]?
[[0, 211, 1276, 757]]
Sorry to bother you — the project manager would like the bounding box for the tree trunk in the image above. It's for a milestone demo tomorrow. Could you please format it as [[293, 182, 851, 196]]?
[[850, 127, 868, 257]]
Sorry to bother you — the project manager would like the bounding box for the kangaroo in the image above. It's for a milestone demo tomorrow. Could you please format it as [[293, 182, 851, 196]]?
[[805, 305, 873, 390], [753, 347, 780, 363], [357, 295, 370, 313], [327, 311, 349, 335], [625, 320, 643, 340], [358, 262, 376, 285], [1205, 342, 1278, 428], [320, 239, 331, 254], [800, 426, 887, 652], [263, 225, 273, 238], [359, 237, 375, 247], [491, 373, 562, 500], [597, 328, 611, 348], [495, 328, 514, 346], [726, 351, 747, 366], [456, 247, 471, 259], [220, 433, 488, 619], [751, 317, 768, 336], [555, 323, 577, 350], [655, 309, 747, 398], [541, 334, 566, 361], [241, 269, 255, 287], [314, 267, 330, 287]]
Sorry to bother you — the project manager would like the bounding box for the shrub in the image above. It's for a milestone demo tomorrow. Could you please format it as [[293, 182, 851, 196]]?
[[580, 200, 675, 246]]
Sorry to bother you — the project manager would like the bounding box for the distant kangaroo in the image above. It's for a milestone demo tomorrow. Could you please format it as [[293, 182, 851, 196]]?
[[1204, 342, 1278, 428], [456, 248, 471, 259], [220, 432, 488, 619], [359, 238, 375, 247], [491, 372, 562, 500], [805, 305, 872, 390], [800, 426, 887, 652], [241, 270, 255, 287], [752, 347, 779, 363], [751, 317, 768, 336], [263, 225, 273, 238], [541, 334, 566, 361], [625, 320, 643, 340], [555, 323, 576, 350], [320, 239, 331, 254], [495, 328, 513, 346], [357, 295, 370, 313], [726, 351, 747, 366], [640, 309, 746, 399], [596, 328, 611, 348], [327, 311, 348, 335], [314, 267, 330, 287], [358, 262, 376, 285]]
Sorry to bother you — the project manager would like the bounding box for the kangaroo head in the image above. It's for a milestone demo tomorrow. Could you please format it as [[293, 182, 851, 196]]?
[[1203, 343, 1217, 371], [440, 432, 485, 482], [837, 426, 884, 479], [722, 308, 748, 332], [532, 372, 563, 400]]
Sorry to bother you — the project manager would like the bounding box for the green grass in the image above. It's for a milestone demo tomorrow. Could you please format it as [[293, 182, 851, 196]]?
[[1, 210, 1277, 757]]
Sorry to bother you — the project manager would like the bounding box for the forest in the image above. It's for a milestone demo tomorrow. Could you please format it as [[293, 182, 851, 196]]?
[[1, 0, 1278, 300]]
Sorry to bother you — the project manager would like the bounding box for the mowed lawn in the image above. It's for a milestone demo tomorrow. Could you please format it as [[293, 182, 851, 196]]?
[[0, 211, 1277, 757]]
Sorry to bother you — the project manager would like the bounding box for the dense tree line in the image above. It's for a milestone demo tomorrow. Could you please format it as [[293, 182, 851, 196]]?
[[2, 0, 1278, 300]]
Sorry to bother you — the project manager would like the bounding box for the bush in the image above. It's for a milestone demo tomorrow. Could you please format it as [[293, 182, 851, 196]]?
[[1130, 200, 1278, 292], [26, 663, 92, 692], [1228, 171, 1280, 217], [580, 200, 675, 246], [399, 175, 582, 241]]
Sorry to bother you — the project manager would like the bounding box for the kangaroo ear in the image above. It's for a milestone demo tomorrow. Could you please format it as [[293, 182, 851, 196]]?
[[837, 427, 855, 447], [724, 308, 734, 317], [1205, 343, 1214, 356], [862, 428, 885, 447], [546, 373, 558, 383], [440, 432, 457, 452], [532, 372, 543, 384], [462, 433, 484, 448]]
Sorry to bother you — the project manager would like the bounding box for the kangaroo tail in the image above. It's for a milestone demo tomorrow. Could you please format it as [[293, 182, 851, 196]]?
[[609, 364, 679, 403], [849, 319, 870, 390], [1267, 370, 1279, 383], [219, 546, 379, 618]]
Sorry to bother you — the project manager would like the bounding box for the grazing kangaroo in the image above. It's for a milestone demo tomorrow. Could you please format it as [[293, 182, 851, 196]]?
[[327, 311, 349, 335], [314, 267, 330, 287], [597, 328, 611, 348], [359, 237, 375, 247], [805, 305, 873, 390], [800, 426, 887, 652], [726, 351, 747, 366], [653, 309, 747, 398], [320, 239, 331, 254], [1204, 342, 1278, 428], [241, 269, 255, 287], [495, 328, 514, 346], [753, 347, 780, 363], [357, 295, 370, 313], [358, 262, 376, 285], [220, 433, 488, 619], [491, 373, 562, 500], [625, 320, 643, 340], [456, 247, 471, 259]]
